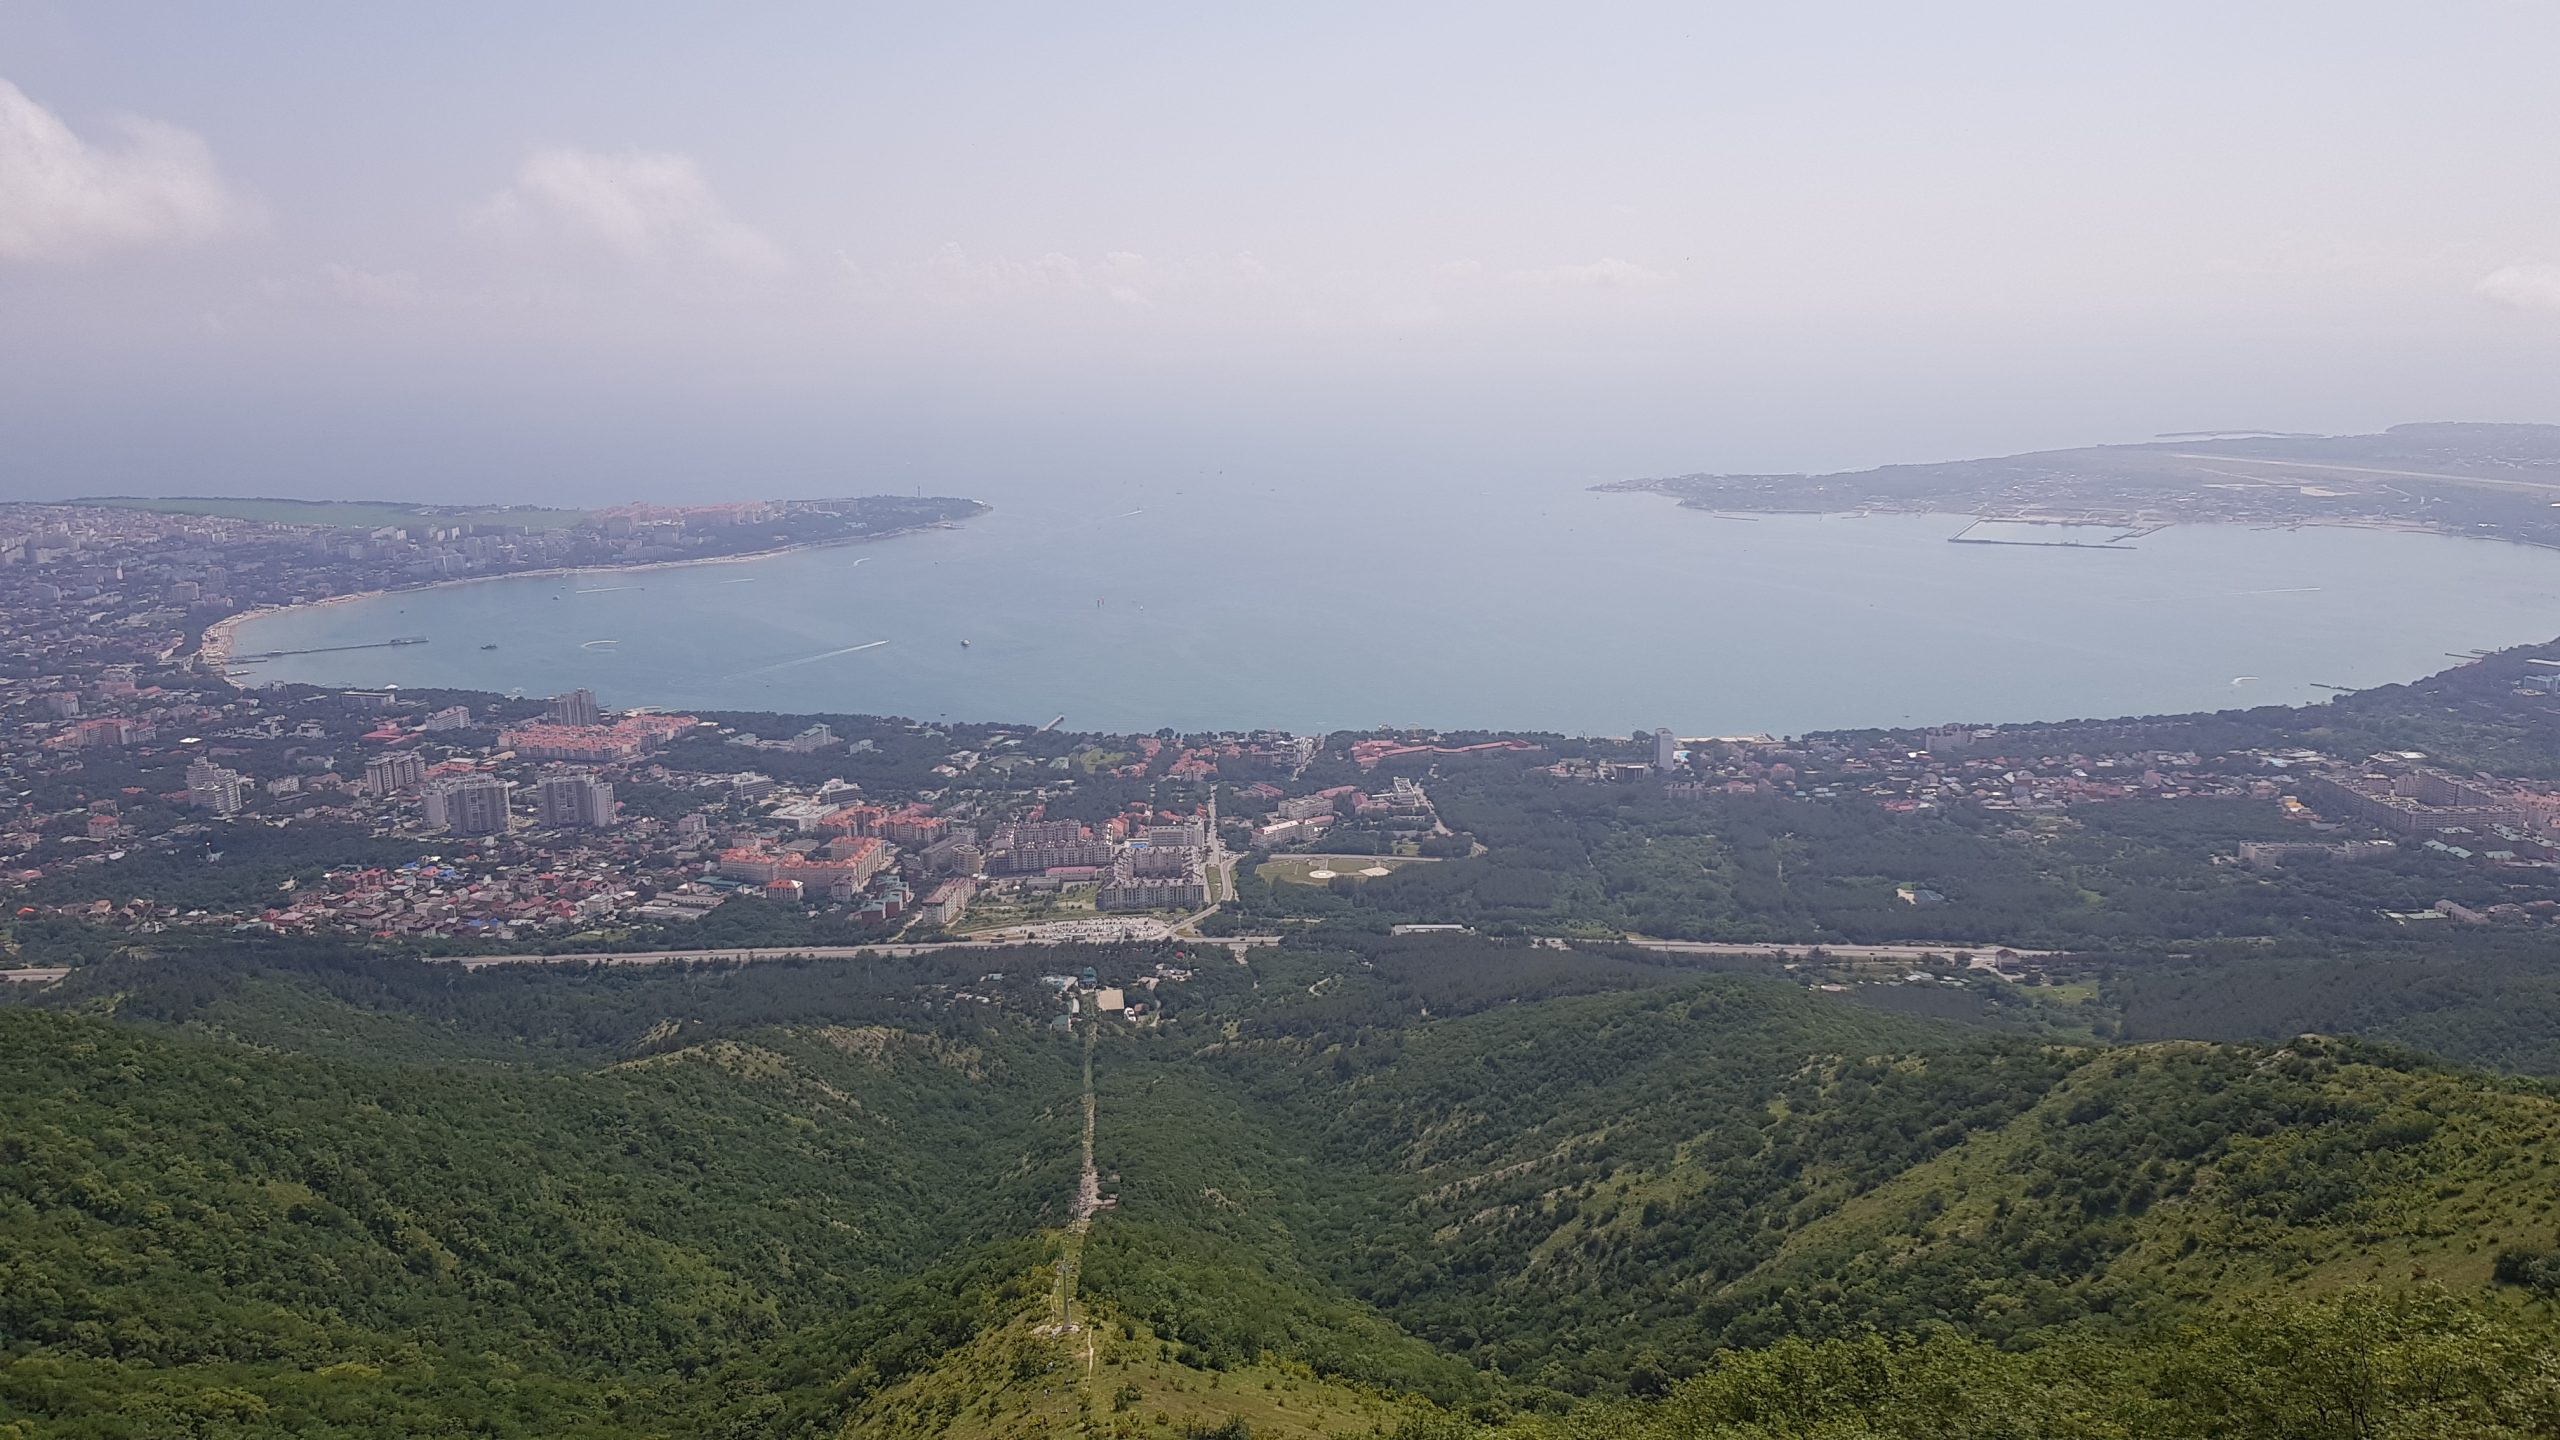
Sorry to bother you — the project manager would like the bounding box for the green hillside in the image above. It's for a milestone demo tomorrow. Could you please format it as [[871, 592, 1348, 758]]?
[[0, 1002, 1079, 1437], [4, 942, 2559, 1437]]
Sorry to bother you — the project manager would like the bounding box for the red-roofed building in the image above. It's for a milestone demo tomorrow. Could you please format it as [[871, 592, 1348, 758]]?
[[882, 813, 947, 847], [719, 837, 887, 896], [817, 804, 885, 838], [500, 713, 698, 763]]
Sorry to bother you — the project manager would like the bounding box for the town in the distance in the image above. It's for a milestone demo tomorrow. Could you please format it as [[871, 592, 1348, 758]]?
[[9, 489, 2560, 1028]]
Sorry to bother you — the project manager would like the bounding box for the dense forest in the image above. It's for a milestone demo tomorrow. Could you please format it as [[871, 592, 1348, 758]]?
[[6, 942, 2559, 1437], [1223, 771, 2541, 950]]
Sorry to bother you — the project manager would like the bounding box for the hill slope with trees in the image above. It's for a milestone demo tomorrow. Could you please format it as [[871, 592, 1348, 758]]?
[[4, 944, 2558, 1437]]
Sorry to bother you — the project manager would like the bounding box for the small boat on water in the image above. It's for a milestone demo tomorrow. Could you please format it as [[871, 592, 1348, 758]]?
[[480, 643, 499, 650]]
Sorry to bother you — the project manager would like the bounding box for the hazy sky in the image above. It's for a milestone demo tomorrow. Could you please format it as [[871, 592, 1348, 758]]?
[[5, 2, 2560, 504]]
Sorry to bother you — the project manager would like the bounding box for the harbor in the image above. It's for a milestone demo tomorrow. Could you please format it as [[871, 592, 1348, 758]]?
[[1947, 518, 2171, 550]]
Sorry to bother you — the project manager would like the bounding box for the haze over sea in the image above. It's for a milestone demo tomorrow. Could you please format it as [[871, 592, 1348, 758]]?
[[225, 467, 2560, 736]]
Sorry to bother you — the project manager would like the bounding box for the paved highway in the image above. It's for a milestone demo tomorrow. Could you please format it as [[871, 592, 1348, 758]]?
[[13, 938, 2045, 984], [425, 934, 1284, 970], [1626, 939, 2053, 961]]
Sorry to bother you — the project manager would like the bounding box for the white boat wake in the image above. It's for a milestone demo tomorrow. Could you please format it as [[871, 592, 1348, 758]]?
[[726, 639, 888, 678]]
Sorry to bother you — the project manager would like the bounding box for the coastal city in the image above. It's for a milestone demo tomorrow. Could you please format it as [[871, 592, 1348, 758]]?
[[0, 492, 983, 686], [8, 494, 2560, 973], [19, 17, 2560, 1437]]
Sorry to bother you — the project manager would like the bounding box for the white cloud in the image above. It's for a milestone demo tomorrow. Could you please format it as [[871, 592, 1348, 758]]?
[[2477, 263, 2560, 313], [850, 245, 1169, 306], [258, 263, 428, 311], [1500, 256, 1674, 289], [469, 147, 785, 273], [323, 263, 425, 309], [1435, 256, 1675, 290], [0, 78, 253, 262], [836, 245, 1672, 328]]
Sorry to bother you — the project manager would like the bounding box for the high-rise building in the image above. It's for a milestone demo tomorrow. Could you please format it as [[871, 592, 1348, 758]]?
[[421, 705, 474, 731], [1654, 727, 1679, 772], [364, 751, 429, 796], [781, 723, 837, 753], [547, 689, 602, 727], [1097, 854, 1209, 912], [919, 877, 975, 927], [69, 717, 137, 748], [1276, 793, 1340, 822], [537, 772, 617, 829], [422, 775, 514, 835], [184, 760, 246, 816]]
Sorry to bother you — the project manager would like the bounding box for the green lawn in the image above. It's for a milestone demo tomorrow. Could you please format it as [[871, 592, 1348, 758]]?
[[77, 495, 596, 530], [952, 884, 1105, 933], [1255, 855, 1425, 887]]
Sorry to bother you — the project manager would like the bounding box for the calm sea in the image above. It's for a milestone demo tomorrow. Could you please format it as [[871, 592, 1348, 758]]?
[[227, 476, 2560, 736]]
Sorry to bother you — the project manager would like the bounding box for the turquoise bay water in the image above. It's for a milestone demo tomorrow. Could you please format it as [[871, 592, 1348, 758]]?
[[229, 478, 2560, 736]]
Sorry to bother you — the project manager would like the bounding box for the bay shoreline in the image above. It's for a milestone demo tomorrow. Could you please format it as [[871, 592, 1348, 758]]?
[[199, 511, 984, 681], [198, 499, 2560, 736]]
